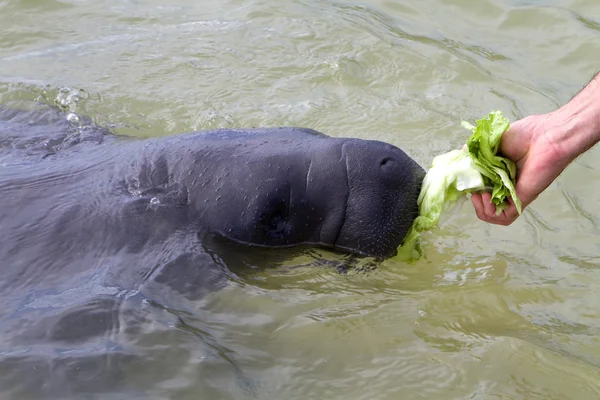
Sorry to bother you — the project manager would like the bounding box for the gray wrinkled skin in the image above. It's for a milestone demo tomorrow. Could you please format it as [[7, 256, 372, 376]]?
[[0, 101, 424, 398]]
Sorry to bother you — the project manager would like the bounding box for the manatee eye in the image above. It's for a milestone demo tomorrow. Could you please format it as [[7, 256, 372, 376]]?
[[255, 189, 291, 244], [265, 208, 288, 238]]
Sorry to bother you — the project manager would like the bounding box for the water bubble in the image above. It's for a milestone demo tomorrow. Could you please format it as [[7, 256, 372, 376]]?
[[150, 197, 160, 205], [55, 87, 83, 110], [66, 113, 80, 123]]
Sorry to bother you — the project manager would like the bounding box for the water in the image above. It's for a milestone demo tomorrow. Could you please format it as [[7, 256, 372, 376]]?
[[2, 0, 600, 398]]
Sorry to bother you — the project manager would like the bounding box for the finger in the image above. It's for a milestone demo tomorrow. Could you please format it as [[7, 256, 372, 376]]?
[[471, 193, 492, 222], [471, 192, 520, 226], [481, 209, 516, 226], [503, 197, 521, 220], [498, 118, 532, 163], [480, 192, 497, 218], [471, 192, 500, 222]]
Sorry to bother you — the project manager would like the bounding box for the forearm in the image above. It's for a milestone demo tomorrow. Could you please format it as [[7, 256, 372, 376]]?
[[548, 72, 600, 163]]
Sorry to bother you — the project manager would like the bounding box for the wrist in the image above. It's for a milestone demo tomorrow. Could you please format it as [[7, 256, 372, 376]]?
[[544, 76, 600, 164]]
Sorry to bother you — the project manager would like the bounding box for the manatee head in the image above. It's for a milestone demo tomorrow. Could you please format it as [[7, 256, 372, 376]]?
[[184, 129, 424, 259]]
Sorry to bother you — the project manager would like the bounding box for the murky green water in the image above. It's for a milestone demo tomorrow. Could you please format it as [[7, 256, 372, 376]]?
[[2, 0, 600, 398]]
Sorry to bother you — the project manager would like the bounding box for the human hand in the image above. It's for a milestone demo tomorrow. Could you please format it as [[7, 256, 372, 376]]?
[[470, 112, 571, 225], [471, 73, 600, 226]]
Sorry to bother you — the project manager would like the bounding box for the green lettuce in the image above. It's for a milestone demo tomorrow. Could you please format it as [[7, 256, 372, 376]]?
[[396, 110, 522, 261]]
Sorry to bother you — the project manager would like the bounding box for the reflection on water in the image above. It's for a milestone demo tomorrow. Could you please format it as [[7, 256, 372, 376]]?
[[2, 0, 600, 398]]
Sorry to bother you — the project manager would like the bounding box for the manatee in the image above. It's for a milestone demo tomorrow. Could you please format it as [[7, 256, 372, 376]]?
[[0, 100, 424, 398]]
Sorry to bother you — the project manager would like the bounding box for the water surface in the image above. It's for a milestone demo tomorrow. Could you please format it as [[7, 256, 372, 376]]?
[[2, 0, 600, 398]]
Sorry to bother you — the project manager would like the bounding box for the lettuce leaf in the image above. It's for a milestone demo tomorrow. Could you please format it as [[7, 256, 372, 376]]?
[[396, 110, 522, 261]]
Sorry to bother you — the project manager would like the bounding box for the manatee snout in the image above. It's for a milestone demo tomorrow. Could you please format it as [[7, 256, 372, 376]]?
[[334, 139, 425, 259]]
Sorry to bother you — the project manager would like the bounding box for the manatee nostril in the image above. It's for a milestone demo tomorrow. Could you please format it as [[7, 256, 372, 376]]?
[[380, 157, 392, 167]]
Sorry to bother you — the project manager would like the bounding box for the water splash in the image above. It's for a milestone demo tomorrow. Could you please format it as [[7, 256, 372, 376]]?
[[53, 87, 89, 114]]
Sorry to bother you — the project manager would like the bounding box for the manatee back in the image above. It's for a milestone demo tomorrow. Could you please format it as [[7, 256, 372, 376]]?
[[0, 101, 110, 158], [174, 126, 329, 143]]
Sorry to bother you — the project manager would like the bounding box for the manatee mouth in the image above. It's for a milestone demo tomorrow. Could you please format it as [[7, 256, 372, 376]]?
[[414, 163, 426, 186]]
